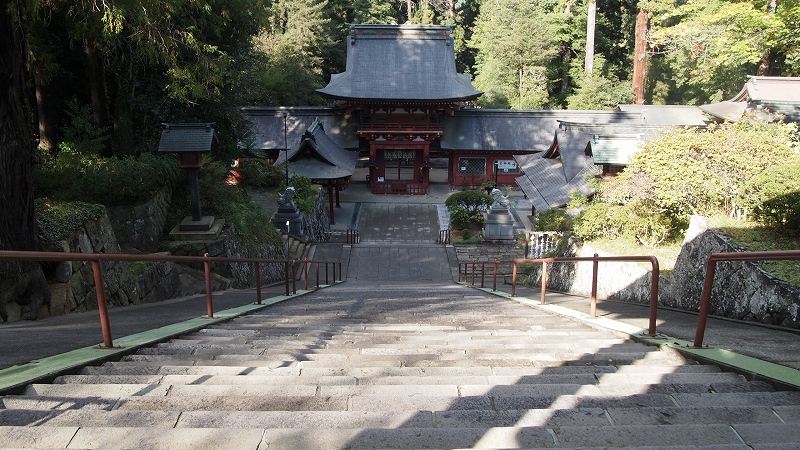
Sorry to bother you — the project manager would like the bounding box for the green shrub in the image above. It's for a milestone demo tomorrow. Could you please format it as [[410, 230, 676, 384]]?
[[572, 203, 626, 240], [36, 152, 181, 206], [166, 160, 283, 246], [446, 190, 494, 214], [534, 209, 571, 232], [446, 190, 493, 229], [237, 158, 284, 188], [739, 163, 800, 233], [36, 199, 105, 243], [285, 176, 320, 214]]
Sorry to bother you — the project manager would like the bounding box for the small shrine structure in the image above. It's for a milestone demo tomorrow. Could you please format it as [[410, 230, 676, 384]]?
[[273, 118, 358, 224]]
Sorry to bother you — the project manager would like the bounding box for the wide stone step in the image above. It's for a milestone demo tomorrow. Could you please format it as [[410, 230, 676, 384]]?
[[0, 424, 758, 449]]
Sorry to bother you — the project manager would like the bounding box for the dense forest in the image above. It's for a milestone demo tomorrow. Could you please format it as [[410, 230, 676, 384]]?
[[4, 0, 799, 160]]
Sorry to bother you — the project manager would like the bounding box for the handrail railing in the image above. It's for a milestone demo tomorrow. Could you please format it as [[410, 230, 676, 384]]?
[[291, 259, 343, 293], [459, 254, 660, 335], [693, 250, 800, 348], [0, 250, 342, 349], [438, 229, 451, 245]]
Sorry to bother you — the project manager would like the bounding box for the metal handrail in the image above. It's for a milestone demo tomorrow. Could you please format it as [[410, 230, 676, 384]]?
[[692, 250, 800, 348], [438, 229, 451, 245], [460, 254, 660, 335], [0, 250, 342, 349]]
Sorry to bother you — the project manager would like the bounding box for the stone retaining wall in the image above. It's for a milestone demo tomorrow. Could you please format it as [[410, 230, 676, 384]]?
[[505, 216, 800, 329]]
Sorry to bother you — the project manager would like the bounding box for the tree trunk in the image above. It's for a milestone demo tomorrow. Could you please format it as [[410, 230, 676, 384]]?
[[585, 0, 596, 77], [33, 71, 60, 154], [113, 63, 136, 157], [632, 9, 648, 104], [86, 39, 113, 157], [406, 0, 413, 22], [0, 0, 49, 321]]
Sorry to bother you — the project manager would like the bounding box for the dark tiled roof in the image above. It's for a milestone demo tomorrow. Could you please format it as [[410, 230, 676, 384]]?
[[731, 76, 800, 103], [703, 77, 800, 123], [513, 152, 599, 211], [616, 105, 710, 125], [317, 24, 482, 102], [241, 107, 359, 150], [274, 118, 358, 180], [440, 110, 642, 152], [158, 123, 216, 153]]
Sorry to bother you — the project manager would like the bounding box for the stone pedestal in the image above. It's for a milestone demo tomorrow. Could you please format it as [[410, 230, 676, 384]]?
[[483, 205, 515, 241], [272, 204, 304, 236]]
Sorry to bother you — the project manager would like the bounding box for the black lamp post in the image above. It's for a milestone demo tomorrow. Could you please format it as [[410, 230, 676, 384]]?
[[283, 111, 289, 187]]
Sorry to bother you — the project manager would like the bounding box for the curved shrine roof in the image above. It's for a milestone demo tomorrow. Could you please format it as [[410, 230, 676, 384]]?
[[317, 24, 482, 103]]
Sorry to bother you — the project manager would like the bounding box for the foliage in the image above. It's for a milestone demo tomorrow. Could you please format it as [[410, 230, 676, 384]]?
[[739, 163, 800, 233], [35, 199, 105, 244], [623, 119, 798, 217], [575, 117, 798, 248], [237, 158, 285, 188], [566, 58, 634, 110], [645, 0, 795, 104], [572, 203, 626, 240], [285, 175, 320, 214], [446, 190, 493, 229], [56, 98, 109, 157], [468, 0, 562, 108], [36, 152, 182, 206], [177, 160, 283, 245], [446, 190, 495, 215], [534, 209, 571, 232]]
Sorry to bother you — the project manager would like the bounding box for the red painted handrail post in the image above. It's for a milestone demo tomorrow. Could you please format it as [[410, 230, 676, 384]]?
[[203, 253, 214, 319], [325, 262, 329, 285], [292, 263, 297, 294], [590, 254, 599, 318], [693, 258, 718, 348], [303, 259, 309, 291], [647, 256, 660, 336], [540, 261, 547, 305], [480, 262, 485, 288], [284, 257, 290, 296], [471, 262, 476, 285], [315, 261, 320, 288], [511, 261, 518, 297], [255, 262, 262, 304], [492, 259, 499, 291], [91, 257, 114, 348]]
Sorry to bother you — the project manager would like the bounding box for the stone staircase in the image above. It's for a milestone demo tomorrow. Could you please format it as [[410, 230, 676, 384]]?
[[1, 281, 798, 449]]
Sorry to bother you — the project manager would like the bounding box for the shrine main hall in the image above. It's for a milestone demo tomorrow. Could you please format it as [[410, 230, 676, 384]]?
[[242, 23, 755, 207]]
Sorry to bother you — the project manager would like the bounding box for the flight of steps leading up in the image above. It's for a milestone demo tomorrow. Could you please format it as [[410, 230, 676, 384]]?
[[1, 283, 798, 449]]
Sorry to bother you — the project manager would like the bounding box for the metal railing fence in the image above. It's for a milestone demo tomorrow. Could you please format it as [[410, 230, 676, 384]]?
[[692, 250, 800, 348], [459, 254, 660, 336], [0, 250, 341, 349]]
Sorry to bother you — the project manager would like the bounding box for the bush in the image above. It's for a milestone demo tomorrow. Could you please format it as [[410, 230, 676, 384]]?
[[446, 190, 493, 229], [285, 176, 320, 214], [36, 152, 181, 206], [36, 199, 105, 244], [167, 160, 283, 245], [739, 163, 800, 233], [237, 158, 285, 188], [534, 209, 571, 232], [572, 203, 626, 240]]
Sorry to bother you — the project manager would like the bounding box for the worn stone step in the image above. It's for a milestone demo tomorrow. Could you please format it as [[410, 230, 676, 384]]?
[[0, 409, 179, 427], [23, 383, 170, 398], [672, 391, 800, 407], [606, 405, 784, 426], [551, 424, 743, 447]]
